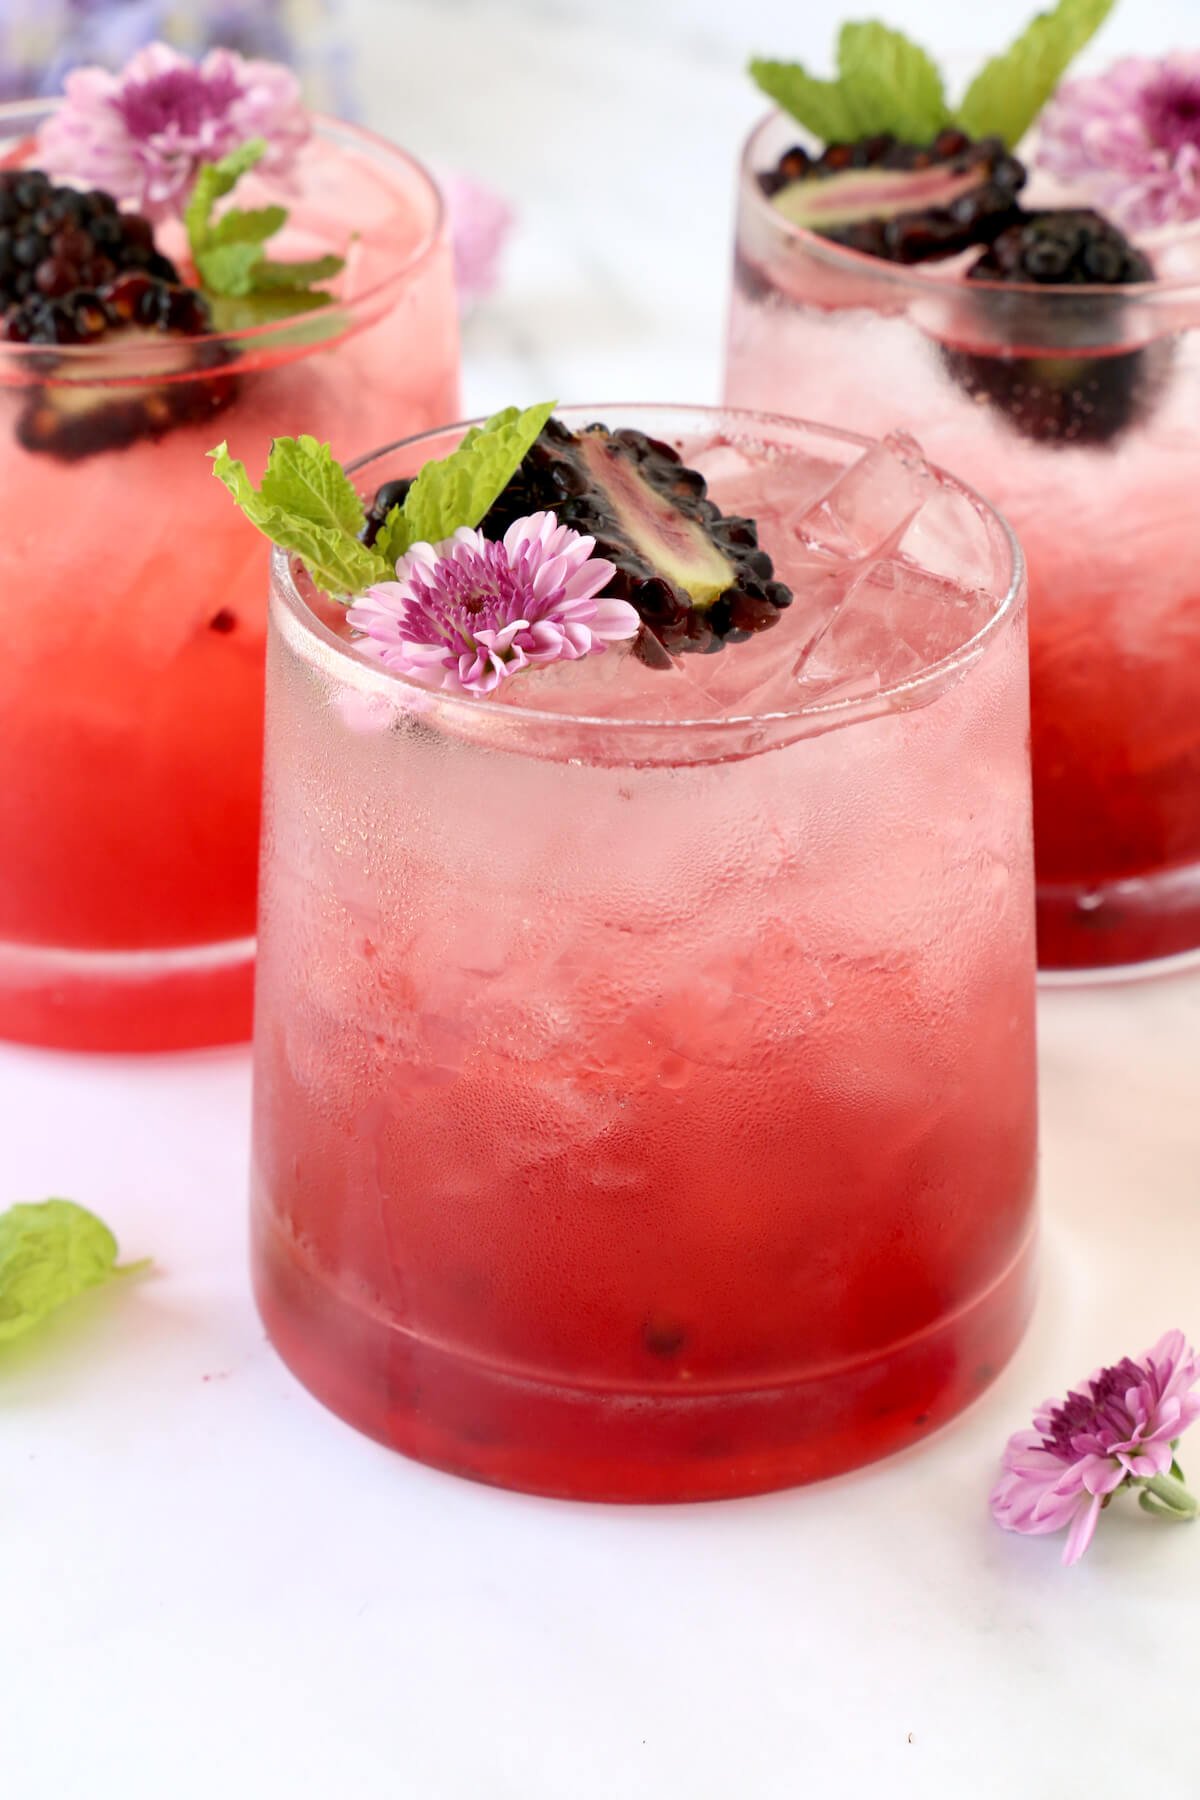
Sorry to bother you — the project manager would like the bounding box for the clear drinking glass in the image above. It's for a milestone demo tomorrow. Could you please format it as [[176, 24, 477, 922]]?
[[251, 404, 1037, 1502], [725, 111, 1200, 977], [0, 102, 460, 1050]]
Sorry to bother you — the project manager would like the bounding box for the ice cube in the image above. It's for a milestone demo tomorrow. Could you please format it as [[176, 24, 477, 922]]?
[[896, 478, 999, 593], [793, 558, 996, 704], [675, 553, 862, 718], [789, 432, 934, 561], [692, 438, 844, 526]]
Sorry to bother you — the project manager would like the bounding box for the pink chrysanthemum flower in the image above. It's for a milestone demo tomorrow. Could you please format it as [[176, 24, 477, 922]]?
[[36, 41, 310, 221], [441, 172, 514, 311], [346, 512, 639, 699], [991, 1330, 1200, 1565], [1037, 54, 1200, 232]]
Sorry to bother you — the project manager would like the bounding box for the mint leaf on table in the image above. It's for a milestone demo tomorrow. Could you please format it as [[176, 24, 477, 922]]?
[[0, 1199, 147, 1343], [185, 138, 345, 326], [210, 436, 389, 597], [957, 0, 1116, 147], [375, 400, 558, 563]]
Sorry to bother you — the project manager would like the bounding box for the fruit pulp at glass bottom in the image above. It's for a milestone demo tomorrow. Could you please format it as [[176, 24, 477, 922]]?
[[253, 1207, 1037, 1502], [1035, 867, 1200, 970]]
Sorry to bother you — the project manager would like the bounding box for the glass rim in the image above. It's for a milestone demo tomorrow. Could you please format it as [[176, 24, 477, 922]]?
[[741, 108, 1200, 302], [270, 402, 1027, 742], [0, 99, 447, 365]]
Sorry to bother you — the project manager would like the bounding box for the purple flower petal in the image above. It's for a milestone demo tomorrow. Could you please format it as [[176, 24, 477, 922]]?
[[346, 511, 637, 699]]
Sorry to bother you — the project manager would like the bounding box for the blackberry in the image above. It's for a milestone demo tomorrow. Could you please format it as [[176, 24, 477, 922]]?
[[4, 274, 236, 462], [475, 419, 793, 658], [0, 169, 179, 312], [361, 477, 413, 547], [762, 129, 1026, 263], [940, 209, 1165, 445]]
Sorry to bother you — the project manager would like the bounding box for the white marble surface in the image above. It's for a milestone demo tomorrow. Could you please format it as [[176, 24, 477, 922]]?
[[5, 3, 1200, 1796]]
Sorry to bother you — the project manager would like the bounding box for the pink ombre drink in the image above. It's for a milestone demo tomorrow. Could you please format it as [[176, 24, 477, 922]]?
[[0, 103, 459, 1050], [725, 112, 1200, 975], [250, 406, 1038, 1502]]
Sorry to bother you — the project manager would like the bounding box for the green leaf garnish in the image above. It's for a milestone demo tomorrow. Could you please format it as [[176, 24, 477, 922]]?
[[750, 0, 1115, 150], [210, 436, 387, 597], [0, 1199, 148, 1343], [376, 400, 558, 563], [835, 23, 950, 140], [211, 401, 559, 599], [957, 0, 1116, 148], [748, 59, 863, 146], [186, 139, 346, 324]]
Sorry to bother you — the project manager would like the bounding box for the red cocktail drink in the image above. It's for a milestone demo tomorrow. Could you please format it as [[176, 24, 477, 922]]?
[[250, 407, 1037, 1501]]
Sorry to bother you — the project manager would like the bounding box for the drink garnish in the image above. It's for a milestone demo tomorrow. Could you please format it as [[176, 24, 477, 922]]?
[[940, 208, 1163, 445], [1036, 52, 1200, 232], [750, 0, 1116, 152], [212, 408, 797, 687], [0, 168, 237, 459], [182, 139, 345, 331], [210, 399, 558, 596], [32, 41, 343, 329], [0, 1198, 149, 1343]]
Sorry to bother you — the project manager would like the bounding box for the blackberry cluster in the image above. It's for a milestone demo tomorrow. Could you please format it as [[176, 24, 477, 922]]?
[[761, 128, 1027, 264], [361, 477, 413, 546], [0, 170, 179, 313], [945, 209, 1162, 445], [0, 170, 237, 460], [967, 209, 1153, 286], [3, 270, 212, 347], [479, 420, 793, 656]]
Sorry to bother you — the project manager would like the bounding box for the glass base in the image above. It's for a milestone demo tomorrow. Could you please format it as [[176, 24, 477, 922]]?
[[1036, 859, 1200, 979], [253, 1207, 1038, 1503], [0, 933, 255, 1052]]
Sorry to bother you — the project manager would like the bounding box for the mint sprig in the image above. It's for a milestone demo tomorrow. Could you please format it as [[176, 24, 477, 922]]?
[[375, 400, 557, 563], [957, 0, 1116, 150], [185, 140, 345, 329], [750, 0, 1116, 150], [0, 1199, 148, 1343], [210, 399, 559, 598]]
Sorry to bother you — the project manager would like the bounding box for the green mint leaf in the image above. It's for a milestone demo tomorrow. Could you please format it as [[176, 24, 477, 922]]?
[[377, 400, 558, 564], [184, 138, 268, 252], [836, 22, 950, 140], [747, 57, 862, 144], [253, 254, 346, 292], [185, 138, 344, 323], [957, 0, 1116, 147], [196, 241, 266, 298], [210, 437, 389, 597], [0, 1198, 147, 1342], [205, 290, 337, 333], [207, 203, 288, 249]]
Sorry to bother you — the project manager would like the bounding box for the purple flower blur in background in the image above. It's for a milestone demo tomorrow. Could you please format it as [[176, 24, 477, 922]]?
[[1038, 54, 1200, 232], [0, 0, 356, 117], [1, 0, 514, 310]]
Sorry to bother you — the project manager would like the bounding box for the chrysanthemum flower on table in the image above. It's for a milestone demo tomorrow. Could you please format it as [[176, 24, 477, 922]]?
[[992, 1330, 1200, 1565]]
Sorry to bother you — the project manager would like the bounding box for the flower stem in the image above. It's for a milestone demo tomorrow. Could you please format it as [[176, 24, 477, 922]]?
[[1139, 1471, 1200, 1520]]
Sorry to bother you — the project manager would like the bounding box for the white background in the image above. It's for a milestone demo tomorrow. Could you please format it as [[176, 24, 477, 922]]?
[[5, 3, 1200, 1796]]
